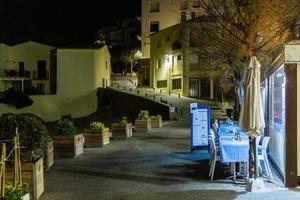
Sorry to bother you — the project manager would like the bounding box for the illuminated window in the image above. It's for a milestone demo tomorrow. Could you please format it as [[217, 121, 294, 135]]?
[[189, 54, 199, 64], [150, 21, 159, 32], [150, 1, 160, 13]]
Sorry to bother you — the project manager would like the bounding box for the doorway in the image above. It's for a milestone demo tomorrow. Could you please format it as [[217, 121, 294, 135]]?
[[189, 77, 211, 99]]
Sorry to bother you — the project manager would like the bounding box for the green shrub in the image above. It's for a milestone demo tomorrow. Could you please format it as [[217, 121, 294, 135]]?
[[137, 110, 150, 120], [3, 89, 33, 109], [120, 116, 128, 124], [0, 113, 50, 162], [89, 122, 105, 130], [57, 118, 77, 136], [3, 183, 28, 200]]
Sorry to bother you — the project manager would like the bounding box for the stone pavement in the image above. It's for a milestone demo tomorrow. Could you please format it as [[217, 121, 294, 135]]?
[[40, 121, 300, 200]]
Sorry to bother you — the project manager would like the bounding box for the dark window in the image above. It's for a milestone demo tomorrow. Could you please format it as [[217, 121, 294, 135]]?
[[157, 39, 161, 48], [37, 60, 47, 79], [157, 80, 167, 88], [19, 62, 24, 77], [172, 78, 182, 89], [157, 59, 162, 69], [150, 1, 160, 12], [150, 21, 159, 32], [177, 55, 182, 61]]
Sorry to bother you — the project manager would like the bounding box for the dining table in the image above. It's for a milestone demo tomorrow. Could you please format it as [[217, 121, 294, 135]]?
[[217, 121, 250, 182]]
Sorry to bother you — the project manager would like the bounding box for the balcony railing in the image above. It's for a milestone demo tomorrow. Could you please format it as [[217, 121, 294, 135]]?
[[32, 70, 50, 80]]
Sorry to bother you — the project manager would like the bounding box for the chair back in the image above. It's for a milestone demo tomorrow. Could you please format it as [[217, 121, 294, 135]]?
[[261, 136, 271, 149], [209, 137, 216, 156], [209, 129, 215, 139], [212, 123, 218, 135], [256, 135, 262, 146]]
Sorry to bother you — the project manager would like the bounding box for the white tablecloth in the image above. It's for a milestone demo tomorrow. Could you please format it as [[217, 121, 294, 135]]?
[[219, 139, 249, 163]]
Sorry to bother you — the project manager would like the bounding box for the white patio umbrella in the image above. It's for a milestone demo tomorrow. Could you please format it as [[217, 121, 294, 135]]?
[[238, 56, 265, 178]]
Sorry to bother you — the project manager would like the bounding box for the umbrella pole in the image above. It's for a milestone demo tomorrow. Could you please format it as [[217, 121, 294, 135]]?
[[248, 136, 259, 178]]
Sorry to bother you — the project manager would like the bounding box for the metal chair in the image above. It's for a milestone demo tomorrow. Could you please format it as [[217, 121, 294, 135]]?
[[257, 136, 273, 180], [208, 136, 220, 180]]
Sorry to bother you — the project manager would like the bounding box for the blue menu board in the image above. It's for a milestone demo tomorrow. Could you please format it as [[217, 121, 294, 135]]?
[[190, 104, 210, 153]]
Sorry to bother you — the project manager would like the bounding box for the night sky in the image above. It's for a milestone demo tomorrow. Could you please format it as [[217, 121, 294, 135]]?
[[0, 0, 141, 45]]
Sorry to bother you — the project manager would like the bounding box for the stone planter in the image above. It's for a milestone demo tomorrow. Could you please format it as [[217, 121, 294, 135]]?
[[134, 119, 151, 132], [53, 134, 84, 158], [111, 123, 132, 138], [6, 157, 44, 200], [83, 128, 110, 147], [150, 116, 162, 128], [44, 141, 54, 169], [23, 193, 30, 200]]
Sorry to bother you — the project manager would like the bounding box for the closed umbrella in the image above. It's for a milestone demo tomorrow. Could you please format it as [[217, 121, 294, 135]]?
[[239, 56, 265, 178]]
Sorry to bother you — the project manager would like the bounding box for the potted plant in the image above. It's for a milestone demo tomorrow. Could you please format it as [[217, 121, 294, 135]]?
[[0, 113, 49, 200], [4, 183, 29, 200], [19, 113, 54, 170], [111, 116, 132, 138], [84, 122, 109, 147], [53, 117, 84, 158], [134, 110, 151, 132], [44, 138, 54, 169], [150, 114, 162, 128]]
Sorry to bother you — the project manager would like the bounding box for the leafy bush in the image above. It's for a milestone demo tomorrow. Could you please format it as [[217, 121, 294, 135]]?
[[120, 116, 128, 124], [150, 114, 162, 120], [0, 113, 50, 162], [3, 89, 33, 109], [137, 110, 150, 120], [4, 183, 28, 200], [57, 118, 77, 136], [89, 122, 105, 130]]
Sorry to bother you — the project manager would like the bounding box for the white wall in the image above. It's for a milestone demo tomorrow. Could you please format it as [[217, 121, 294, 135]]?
[[0, 45, 111, 122], [0, 44, 10, 76], [9, 41, 55, 72]]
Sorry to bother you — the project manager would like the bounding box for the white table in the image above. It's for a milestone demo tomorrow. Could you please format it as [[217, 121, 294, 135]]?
[[219, 139, 249, 181]]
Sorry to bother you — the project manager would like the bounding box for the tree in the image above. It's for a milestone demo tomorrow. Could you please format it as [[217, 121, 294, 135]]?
[[120, 49, 142, 76], [204, 0, 299, 178], [177, 0, 300, 178]]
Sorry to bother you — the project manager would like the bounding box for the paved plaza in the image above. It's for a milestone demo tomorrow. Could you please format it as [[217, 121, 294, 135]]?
[[40, 121, 300, 200]]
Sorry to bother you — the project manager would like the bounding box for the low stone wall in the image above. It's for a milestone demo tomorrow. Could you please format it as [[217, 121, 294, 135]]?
[[97, 88, 170, 121]]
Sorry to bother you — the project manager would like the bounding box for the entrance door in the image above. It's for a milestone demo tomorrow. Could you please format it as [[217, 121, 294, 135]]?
[[200, 77, 211, 98], [189, 78, 199, 98], [189, 77, 211, 99], [37, 60, 46, 79], [19, 62, 24, 77]]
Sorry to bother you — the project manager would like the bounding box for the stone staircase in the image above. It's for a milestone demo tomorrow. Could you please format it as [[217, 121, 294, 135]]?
[[108, 82, 233, 122]]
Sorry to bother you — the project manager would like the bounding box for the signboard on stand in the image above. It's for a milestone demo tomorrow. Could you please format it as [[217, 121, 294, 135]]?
[[190, 103, 210, 153]]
